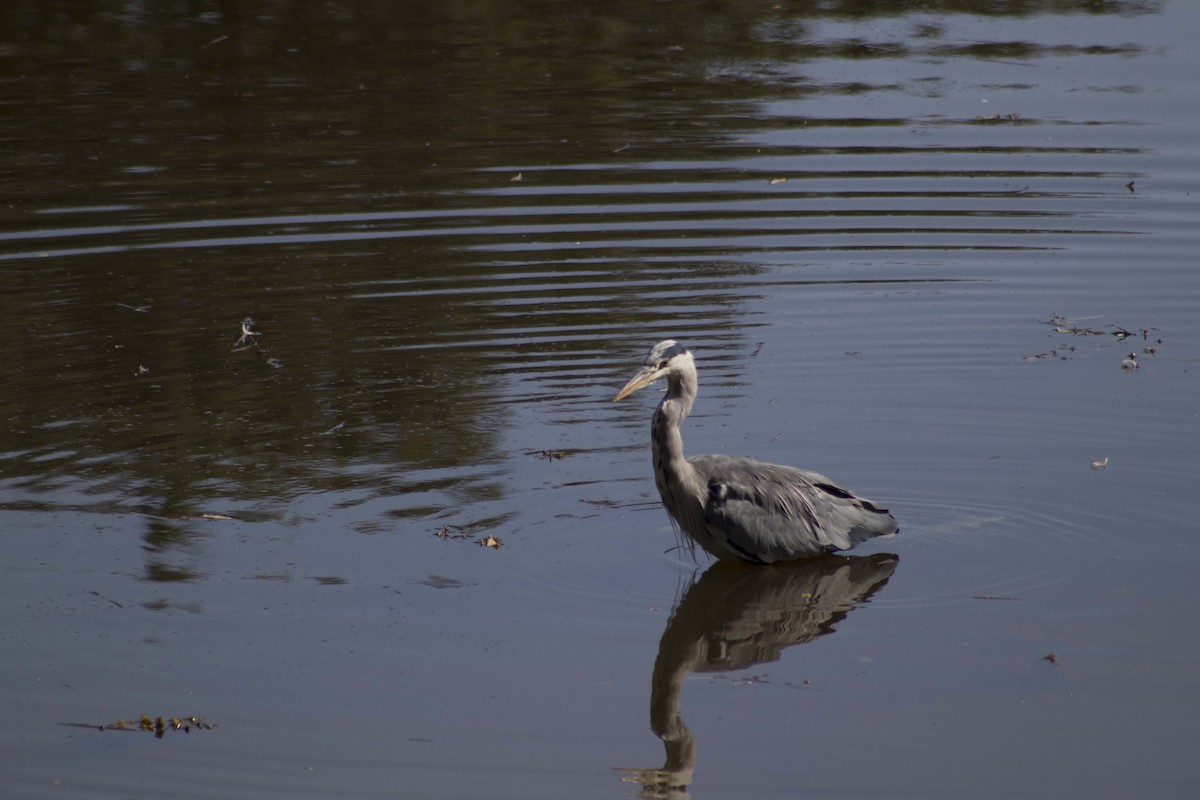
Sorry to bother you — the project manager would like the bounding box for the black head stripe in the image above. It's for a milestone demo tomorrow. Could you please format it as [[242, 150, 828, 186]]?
[[647, 339, 689, 365]]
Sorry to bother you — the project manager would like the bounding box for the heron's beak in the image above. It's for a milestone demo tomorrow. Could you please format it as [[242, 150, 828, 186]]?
[[613, 366, 663, 401]]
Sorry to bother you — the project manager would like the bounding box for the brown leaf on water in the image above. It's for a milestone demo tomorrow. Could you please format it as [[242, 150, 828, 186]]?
[[478, 535, 502, 549]]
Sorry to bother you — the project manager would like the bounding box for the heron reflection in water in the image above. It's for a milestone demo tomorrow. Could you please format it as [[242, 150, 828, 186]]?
[[616, 554, 899, 799], [613, 340, 898, 564]]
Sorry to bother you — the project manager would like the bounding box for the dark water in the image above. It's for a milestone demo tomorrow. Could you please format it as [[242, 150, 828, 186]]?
[[3, 1, 1199, 798]]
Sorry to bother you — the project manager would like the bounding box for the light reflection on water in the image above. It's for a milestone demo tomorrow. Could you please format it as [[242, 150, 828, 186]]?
[[2, 1, 1199, 798]]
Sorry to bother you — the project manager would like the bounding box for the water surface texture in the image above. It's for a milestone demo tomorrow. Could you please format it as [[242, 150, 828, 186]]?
[[2, 2, 1199, 798]]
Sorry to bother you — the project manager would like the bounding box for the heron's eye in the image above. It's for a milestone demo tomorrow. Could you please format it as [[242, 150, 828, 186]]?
[[657, 360, 669, 369]]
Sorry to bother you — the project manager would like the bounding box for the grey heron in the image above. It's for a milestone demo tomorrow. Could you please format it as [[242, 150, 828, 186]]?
[[613, 340, 898, 564]]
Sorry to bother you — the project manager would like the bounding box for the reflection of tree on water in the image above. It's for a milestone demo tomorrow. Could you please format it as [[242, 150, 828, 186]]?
[[617, 554, 899, 799]]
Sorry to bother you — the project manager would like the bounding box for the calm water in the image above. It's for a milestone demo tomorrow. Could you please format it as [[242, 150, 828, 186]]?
[[2, 1, 1199, 798]]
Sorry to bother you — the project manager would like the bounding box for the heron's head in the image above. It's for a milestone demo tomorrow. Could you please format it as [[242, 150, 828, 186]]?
[[613, 340, 693, 401]]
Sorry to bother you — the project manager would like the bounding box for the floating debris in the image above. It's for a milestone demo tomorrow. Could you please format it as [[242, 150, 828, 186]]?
[[436, 520, 507, 547], [117, 302, 151, 313], [60, 715, 216, 739], [1046, 313, 1127, 339], [1023, 349, 1071, 362], [1091, 456, 1109, 470], [579, 497, 620, 508], [135, 364, 150, 376], [1044, 313, 1151, 341], [233, 316, 260, 350], [715, 672, 771, 686], [434, 524, 485, 541], [1043, 653, 1059, 665], [768, 177, 787, 185], [232, 316, 283, 367], [435, 524, 469, 540], [1036, 315, 1164, 365], [527, 449, 567, 461]]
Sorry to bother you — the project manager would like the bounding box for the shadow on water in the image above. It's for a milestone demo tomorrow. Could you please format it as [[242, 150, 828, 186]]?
[[617, 553, 899, 799]]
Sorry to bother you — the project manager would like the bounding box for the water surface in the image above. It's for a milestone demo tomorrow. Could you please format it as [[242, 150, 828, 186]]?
[[2, 2, 1199, 798]]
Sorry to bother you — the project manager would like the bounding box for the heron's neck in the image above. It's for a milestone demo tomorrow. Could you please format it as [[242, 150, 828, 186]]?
[[665, 371, 695, 421], [651, 374, 698, 488]]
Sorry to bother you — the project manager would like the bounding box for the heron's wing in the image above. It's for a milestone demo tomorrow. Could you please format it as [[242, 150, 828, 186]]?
[[690, 455, 898, 563]]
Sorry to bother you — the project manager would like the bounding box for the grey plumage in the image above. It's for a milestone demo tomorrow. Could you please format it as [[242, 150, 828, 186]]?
[[613, 340, 898, 564]]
